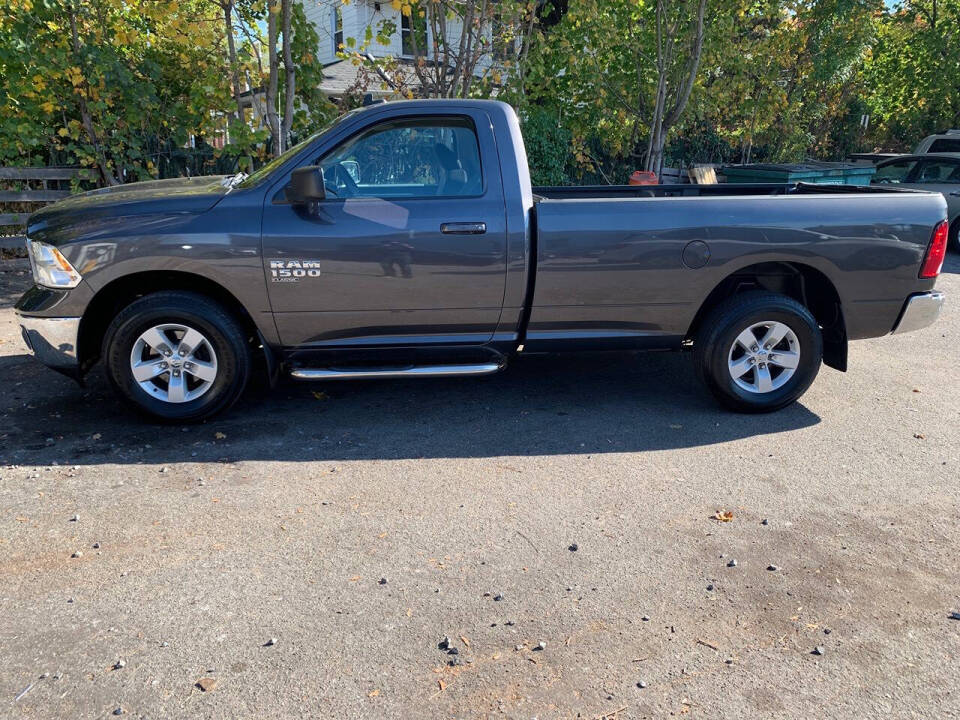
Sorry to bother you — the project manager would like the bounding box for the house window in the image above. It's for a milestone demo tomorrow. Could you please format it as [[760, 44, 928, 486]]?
[[401, 11, 427, 57], [332, 6, 343, 55]]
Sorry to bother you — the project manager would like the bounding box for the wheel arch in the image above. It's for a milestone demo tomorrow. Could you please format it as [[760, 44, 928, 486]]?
[[686, 261, 847, 371], [78, 270, 274, 377]]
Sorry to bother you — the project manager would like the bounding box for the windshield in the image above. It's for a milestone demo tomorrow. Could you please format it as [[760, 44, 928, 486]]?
[[236, 133, 323, 189], [236, 109, 363, 189]]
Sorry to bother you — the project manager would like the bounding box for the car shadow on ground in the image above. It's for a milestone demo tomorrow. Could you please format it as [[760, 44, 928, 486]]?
[[0, 349, 821, 465]]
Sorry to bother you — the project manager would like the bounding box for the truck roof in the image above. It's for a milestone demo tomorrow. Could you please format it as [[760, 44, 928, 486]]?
[[353, 98, 515, 115]]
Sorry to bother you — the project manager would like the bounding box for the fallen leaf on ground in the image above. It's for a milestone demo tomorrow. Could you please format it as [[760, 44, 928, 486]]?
[[195, 677, 217, 692], [368, 689, 380, 698], [713, 510, 734, 522], [460, 635, 470, 647], [913, 433, 925, 439], [312, 391, 329, 400], [214, 432, 227, 440], [438, 679, 446, 691]]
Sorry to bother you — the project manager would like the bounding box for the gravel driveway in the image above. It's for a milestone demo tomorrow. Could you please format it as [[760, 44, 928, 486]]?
[[2, 255, 959, 719]]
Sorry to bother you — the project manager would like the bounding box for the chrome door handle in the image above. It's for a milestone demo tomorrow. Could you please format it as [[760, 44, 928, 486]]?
[[441, 222, 486, 235]]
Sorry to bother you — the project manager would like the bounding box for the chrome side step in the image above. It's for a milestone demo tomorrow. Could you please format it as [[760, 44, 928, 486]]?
[[289, 363, 504, 381]]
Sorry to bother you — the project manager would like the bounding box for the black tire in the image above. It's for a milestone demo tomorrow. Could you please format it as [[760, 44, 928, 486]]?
[[693, 291, 823, 413], [102, 291, 251, 422]]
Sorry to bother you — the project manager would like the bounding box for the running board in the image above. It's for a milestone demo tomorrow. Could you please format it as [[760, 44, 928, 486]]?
[[289, 363, 504, 381]]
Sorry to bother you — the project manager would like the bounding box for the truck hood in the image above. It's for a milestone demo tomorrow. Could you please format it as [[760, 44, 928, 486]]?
[[27, 175, 231, 246]]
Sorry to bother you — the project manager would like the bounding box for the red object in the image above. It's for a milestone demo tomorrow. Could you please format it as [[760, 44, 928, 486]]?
[[919, 220, 949, 278], [628, 170, 659, 186]]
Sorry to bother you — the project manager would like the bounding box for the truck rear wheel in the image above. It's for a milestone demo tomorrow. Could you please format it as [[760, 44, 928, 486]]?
[[693, 291, 822, 413], [102, 291, 251, 422]]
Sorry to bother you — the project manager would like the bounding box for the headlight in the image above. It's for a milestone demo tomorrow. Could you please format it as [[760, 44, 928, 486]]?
[[26, 240, 82, 288]]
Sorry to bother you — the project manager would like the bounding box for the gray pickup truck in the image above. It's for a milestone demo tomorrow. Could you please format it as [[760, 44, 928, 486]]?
[[16, 100, 948, 421]]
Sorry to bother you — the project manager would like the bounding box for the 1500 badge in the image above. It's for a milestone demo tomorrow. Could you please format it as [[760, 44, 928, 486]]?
[[270, 259, 322, 282]]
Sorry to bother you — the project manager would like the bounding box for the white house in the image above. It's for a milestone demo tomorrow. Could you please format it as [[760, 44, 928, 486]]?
[[302, 0, 520, 100]]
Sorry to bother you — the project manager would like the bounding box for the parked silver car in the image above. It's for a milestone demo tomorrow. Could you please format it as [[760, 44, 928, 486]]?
[[873, 153, 960, 250], [914, 129, 960, 154]]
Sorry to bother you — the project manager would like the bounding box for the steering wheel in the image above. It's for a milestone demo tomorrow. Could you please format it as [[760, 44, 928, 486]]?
[[325, 162, 359, 198]]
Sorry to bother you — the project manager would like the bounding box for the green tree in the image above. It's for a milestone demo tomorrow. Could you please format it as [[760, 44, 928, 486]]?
[[0, 0, 266, 182], [863, 0, 960, 150]]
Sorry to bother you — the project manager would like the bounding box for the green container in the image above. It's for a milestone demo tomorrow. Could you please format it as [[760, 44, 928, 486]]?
[[722, 162, 876, 186]]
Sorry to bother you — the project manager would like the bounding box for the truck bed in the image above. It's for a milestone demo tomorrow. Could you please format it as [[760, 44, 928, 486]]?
[[532, 182, 918, 200], [524, 182, 945, 352]]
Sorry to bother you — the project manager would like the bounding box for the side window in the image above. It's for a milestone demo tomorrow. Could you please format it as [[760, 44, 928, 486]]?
[[928, 138, 960, 153], [319, 116, 483, 199], [914, 159, 960, 184], [873, 159, 917, 184]]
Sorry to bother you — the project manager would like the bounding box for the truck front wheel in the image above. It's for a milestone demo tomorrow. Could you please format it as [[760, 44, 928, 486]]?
[[102, 291, 251, 422], [694, 291, 823, 413]]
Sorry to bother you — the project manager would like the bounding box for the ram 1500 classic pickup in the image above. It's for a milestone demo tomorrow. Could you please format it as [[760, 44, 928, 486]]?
[[15, 100, 949, 421]]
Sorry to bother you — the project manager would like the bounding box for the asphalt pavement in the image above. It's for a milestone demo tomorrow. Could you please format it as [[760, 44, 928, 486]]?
[[1, 255, 958, 719]]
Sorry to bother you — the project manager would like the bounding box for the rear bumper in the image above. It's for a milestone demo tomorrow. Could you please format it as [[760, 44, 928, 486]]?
[[18, 314, 81, 373], [892, 291, 945, 335]]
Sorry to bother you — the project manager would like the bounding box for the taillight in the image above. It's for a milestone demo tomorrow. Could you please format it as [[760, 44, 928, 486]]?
[[919, 221, 948, 279]]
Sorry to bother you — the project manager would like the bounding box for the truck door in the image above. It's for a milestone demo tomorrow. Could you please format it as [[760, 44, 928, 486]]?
[[261, 111, 507, 349]]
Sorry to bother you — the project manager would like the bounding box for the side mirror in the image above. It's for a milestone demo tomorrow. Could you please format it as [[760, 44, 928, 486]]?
[[288, 166, 325, 206]]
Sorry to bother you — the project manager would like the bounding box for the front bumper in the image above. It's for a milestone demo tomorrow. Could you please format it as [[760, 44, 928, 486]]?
[[18, 314, 82, 374], [892, 291, 945, 335]]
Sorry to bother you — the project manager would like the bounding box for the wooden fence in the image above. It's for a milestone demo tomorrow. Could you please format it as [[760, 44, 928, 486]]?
[[1, 167, 96, 247]]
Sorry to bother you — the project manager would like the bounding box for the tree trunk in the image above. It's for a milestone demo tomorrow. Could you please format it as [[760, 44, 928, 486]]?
[[643, 0, 707, 177], [68, 4, 119, 185], [644, 0, 667, 174], [266, 0, 282, 155], [281, 0, 295, 148], [222, 0, 244, 126]]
